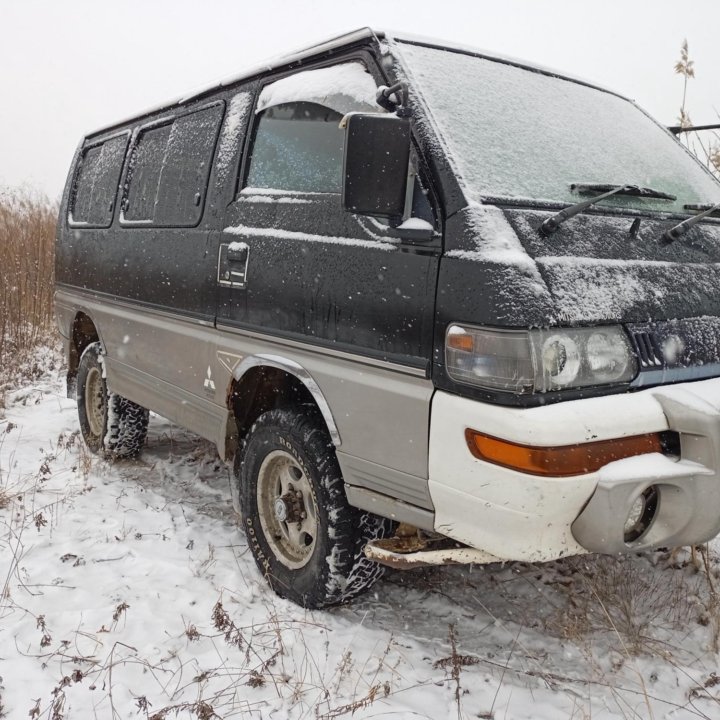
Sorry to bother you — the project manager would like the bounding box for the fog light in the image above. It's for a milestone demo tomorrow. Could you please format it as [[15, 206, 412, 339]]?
[[624, 486, 658, 543]]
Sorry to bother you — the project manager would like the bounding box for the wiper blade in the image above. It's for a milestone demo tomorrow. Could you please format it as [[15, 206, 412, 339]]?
[[668, 123, 720, 135], [571, 183, 677, 201], [540, 184, 676, 236], [662, 201, 720, 244], [684, 203, 720, 214]]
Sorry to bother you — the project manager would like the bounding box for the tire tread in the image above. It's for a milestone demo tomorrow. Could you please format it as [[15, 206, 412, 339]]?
[[237, 407, 392, 608]]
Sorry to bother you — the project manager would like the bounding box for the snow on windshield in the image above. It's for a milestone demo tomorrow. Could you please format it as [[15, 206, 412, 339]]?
[[397, 43, 720, 213], [256, 62, 378, 116]]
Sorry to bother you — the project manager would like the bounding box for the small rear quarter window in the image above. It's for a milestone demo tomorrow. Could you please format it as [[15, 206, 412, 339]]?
[[70, 134, 128, 227]]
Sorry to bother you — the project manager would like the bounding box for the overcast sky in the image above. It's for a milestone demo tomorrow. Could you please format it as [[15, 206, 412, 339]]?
[[2, 0, 719, 200]]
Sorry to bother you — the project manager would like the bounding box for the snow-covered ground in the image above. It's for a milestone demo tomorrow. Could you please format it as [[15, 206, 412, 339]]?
[[2, 366, 720, 720]]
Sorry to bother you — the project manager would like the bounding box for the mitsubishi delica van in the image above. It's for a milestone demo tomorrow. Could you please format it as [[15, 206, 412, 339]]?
[[55, 29, 720, 608]]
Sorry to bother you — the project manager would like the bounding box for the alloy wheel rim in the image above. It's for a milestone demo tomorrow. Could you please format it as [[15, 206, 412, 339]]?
[[85, 367, 106, 437], [257, 449, 318, 569]]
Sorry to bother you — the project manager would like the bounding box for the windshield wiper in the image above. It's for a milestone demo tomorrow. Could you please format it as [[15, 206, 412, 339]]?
[[540, 184, 677, 236], [571, 183, 677, 200], [661, 201, 720, 243], [683, 203, 720, 213]]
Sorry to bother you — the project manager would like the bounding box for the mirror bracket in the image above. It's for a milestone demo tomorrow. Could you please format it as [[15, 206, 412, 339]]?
[[376, 82, 412, 118], [385, 220, 435, 243]]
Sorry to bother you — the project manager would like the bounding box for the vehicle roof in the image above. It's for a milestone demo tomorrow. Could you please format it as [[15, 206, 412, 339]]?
[[86, 27, 625, 139]]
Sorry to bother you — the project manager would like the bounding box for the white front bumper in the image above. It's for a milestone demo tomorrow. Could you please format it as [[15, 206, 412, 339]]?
[[428, 380, 720, 562]]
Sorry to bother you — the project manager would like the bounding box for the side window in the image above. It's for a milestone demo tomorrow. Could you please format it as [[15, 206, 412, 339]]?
[[123, 103, 224, 226], [124, 124, 171, 222], [155, 106, 225, 225], [246, 102, 343, 193], [70, 134, 128, 227]]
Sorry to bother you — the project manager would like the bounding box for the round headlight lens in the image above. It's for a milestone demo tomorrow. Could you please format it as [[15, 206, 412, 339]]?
[[541, 334, 580, 387], [586, 331, 631, 382]]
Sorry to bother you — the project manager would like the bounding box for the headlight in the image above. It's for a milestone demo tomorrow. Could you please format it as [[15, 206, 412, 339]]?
[[446, 324, 637, 394], [445, 325, 534, 393], [540, 334, 581, 387]]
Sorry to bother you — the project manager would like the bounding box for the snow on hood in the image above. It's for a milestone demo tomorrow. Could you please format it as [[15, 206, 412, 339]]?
[[509, 208, 720, 324], [256, 62, 379, 116], [448, 203, 720, 327]]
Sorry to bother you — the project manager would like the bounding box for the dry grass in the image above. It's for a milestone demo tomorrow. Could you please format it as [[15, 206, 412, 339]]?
[[0, 187, 57, 372], [545, 554, 707, 653]]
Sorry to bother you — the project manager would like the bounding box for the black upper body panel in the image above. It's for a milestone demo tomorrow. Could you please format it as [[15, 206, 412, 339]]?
[[56, 36, 443, 372], [56, 30, 720, 407]]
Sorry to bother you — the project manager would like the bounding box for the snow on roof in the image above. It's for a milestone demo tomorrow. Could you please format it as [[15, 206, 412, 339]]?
[[86, 28, 379, 138], [384, 30, 621, 98], [86, 27, 622, 139], [256, 62, 378, 116]]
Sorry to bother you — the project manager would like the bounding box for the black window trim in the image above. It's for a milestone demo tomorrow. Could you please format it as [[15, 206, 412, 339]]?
[[68, 130, 131, 229], [119, 100, 226, 229]]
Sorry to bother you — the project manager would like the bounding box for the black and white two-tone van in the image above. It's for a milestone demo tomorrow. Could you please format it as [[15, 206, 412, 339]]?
[[56, 29, 720, 608]]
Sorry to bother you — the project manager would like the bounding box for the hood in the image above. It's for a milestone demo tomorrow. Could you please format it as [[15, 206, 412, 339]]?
[[442, 203, 720, 328]]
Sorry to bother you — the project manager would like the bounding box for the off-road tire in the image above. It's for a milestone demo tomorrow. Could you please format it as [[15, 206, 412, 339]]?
[[76, 342, 149, 459], [236, 408, 393, 608]]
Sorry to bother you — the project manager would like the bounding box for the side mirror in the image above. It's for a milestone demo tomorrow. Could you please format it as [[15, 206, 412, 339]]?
[[341, 113, 411, 220]]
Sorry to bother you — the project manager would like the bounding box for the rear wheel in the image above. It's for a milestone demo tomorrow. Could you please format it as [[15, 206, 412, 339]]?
[[76, 342, 149, 458], [236, 408, 392, 608]]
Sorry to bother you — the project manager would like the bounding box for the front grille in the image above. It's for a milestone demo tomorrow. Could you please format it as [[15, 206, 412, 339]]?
[[631, 331, 663, 368]]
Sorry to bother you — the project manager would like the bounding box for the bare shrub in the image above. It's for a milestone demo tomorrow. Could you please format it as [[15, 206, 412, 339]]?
[[0, 187, 58, 384], [546, 554, 710, 658], [433, 624, 481, 720]]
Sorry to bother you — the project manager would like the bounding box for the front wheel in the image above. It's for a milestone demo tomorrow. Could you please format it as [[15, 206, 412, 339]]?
[[76, 342, 149, 459], [237, 408, 392, 608]]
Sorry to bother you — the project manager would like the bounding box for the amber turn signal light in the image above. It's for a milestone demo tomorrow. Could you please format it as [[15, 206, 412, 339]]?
[[465, 429, 667, 477], [446, 331, 474, 352]]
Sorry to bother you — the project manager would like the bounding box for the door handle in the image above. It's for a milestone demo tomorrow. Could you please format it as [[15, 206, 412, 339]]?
[[227, 243, 248, 263]]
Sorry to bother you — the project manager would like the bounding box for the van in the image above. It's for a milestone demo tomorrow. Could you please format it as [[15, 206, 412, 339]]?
[[56, 28, 720, 608]]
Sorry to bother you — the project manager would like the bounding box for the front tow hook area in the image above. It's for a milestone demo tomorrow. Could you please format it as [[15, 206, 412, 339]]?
[[572, 391, 720, 554], [364, 523, 500, 569]]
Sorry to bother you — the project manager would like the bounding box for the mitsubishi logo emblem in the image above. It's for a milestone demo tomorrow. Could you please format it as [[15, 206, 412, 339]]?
[[203, 366, 216, 392]]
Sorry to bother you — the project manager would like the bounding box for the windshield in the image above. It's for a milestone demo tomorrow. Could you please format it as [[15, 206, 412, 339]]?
[[398, 42, 720, 214]]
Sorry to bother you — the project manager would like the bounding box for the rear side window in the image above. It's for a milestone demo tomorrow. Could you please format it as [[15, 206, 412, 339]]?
[[123, 124, 171, 222], [246, 102, 344, 193], [70, 134, 128, 227], [122, 103, 224, 226]]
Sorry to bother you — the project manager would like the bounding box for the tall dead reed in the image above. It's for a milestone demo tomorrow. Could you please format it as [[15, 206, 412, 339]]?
[[674, 39, 720, 178], [0, 188, 57, 372]]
